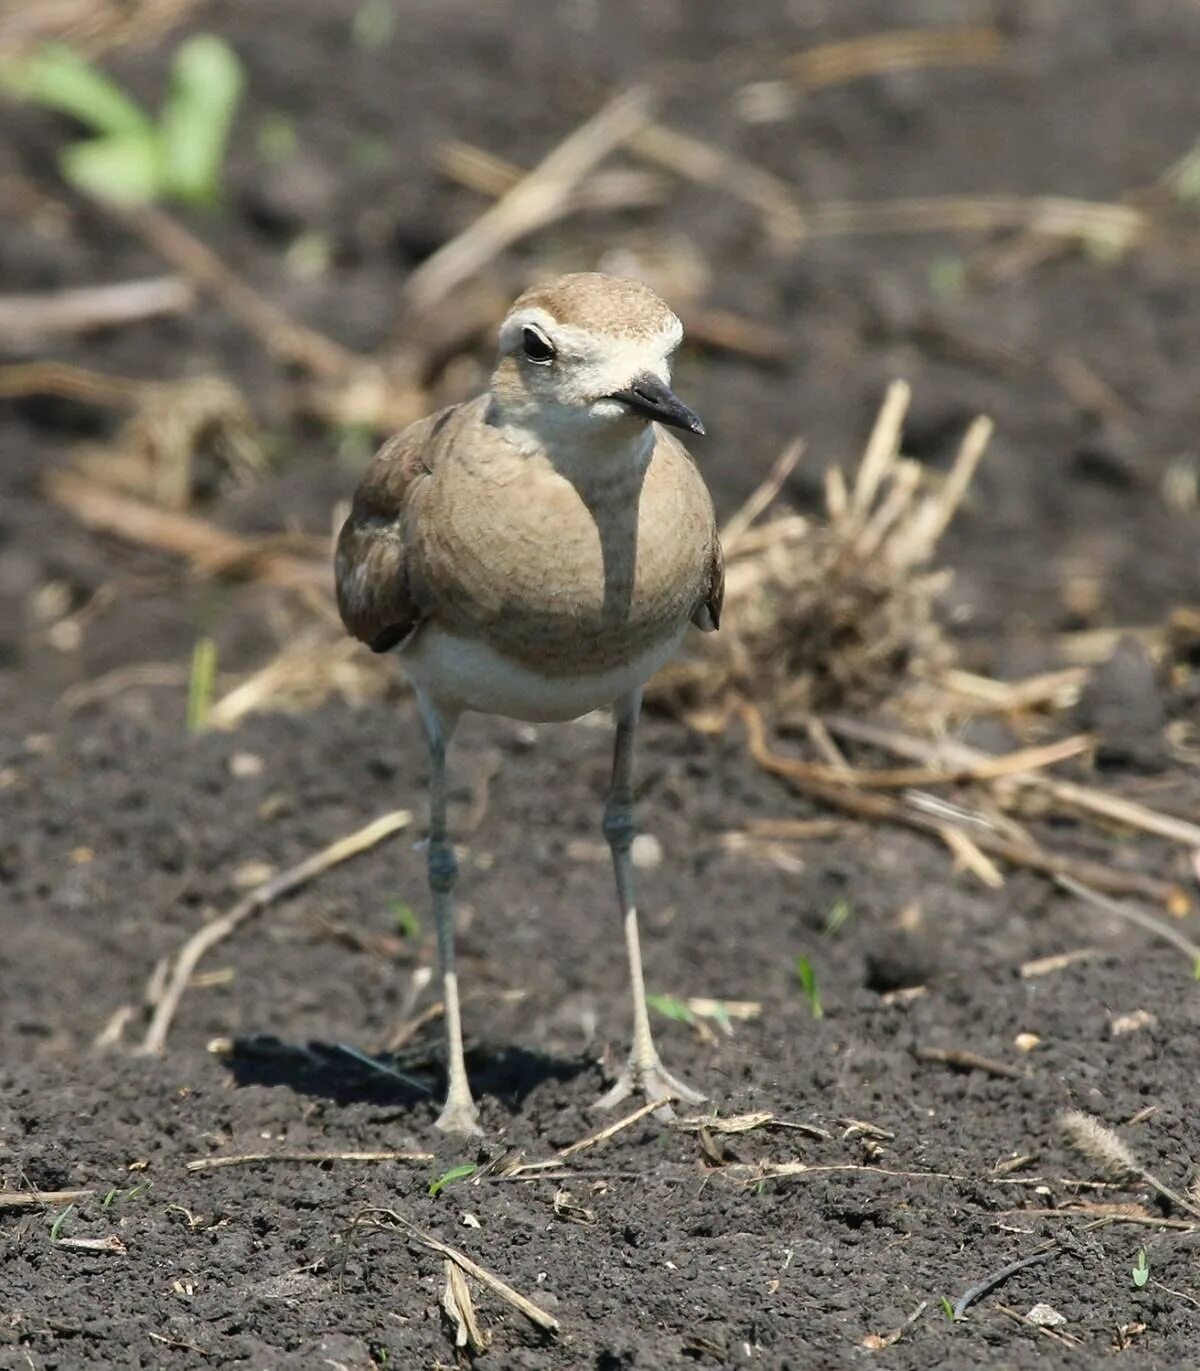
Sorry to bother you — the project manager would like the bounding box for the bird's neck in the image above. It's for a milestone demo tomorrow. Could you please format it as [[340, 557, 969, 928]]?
[[488, 400, 654, 485]]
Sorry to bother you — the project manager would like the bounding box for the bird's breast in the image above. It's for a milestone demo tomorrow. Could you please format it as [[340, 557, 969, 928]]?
[[413, 443, 709, 676]]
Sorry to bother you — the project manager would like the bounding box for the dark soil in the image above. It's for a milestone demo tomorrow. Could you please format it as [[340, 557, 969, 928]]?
[[3, 1, 1200, 1367]]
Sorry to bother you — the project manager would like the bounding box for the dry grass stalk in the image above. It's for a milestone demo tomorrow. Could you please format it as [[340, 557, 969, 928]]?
[[45, 471, 329, 590], [740, 706, 1187, 908], [0, 1188, 95, 1209], [401, 87, 654, 319], [0, 276, 192, 342], [0, 0, 198, 59], [649, 381, 989, 723], [187, 1150, 432, 1172], [3, 362, 262, 509], [208, 632, 390, 728], [1059, 1110, 1200, 1220], [358, 1209, 560, 1334], [787, 27, 1004, 90], [805, 196, 1147, 253], [825, 715, 1200, 851], [626, 120, 806, 245], [139, 810, 412, 1055], [1056, 877, 1200, 967], [435, 138, 668, 213], [443, 1259, 491, 1354]]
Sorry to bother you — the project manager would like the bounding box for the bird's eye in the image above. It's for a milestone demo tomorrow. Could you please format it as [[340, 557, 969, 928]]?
[[522, 326, 555, 364]]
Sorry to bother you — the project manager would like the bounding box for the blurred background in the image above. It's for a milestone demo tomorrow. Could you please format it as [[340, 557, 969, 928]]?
[[3, 0, 1200, 732]]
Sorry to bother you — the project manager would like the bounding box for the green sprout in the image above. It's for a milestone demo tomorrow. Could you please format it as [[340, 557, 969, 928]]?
[[2, 36, 244, 206], [186, 636, 217, 734], [48, 1204, 74, 1242], [428, 1164, 477, 1198], [646, 993, 696, 1025], [939, 1295, 957, 1320], [391, 901, 421, 940], [1132, 1248, 1149, 1289], [795, 956, 823, 1019]]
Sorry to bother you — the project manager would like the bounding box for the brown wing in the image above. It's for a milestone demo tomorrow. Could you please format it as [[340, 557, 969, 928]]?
[[334, 406, 454, 653], [692, 532, 724, 632]]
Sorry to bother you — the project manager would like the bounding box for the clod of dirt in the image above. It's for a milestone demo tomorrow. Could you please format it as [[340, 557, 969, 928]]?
[[650, 384, 990, 726], [1075, 636, 1167, 771]]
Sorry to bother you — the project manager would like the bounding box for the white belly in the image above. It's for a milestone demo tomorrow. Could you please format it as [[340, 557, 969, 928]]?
[[398, 624, 686, 723]]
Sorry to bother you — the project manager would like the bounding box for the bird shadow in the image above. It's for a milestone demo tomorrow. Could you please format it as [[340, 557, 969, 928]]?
[[221, 1033, 588, 1118]]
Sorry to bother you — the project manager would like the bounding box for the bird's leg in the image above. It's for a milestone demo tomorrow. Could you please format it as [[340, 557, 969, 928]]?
[[421, 702, 481, 1136], [594, 692, 706, 1114]]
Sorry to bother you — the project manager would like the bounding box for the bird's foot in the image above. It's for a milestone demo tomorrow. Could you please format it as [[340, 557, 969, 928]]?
[[594, 1051, 706, 1116], [435, 1090, 482, 1136]]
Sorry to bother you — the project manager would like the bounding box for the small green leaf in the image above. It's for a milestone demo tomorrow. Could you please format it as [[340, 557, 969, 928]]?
[[795, 957, 823, 1019], [100, 1187, 119, 1209], [125, 1181, 152, 1201], [61, 132, 161, 205], [1132, 1247, 1149, 1288], [1192, 955, 1200, 982], [159, 35, 244, 205], [428, 1164, 477, 1198], [187, 636, 217, 734], [940, 1294, 957, 1320], [4, 43, 150, 136], [48, 1204, 74, 1242], [646, 993, 695, 1025], [392, 901, 421, 939]]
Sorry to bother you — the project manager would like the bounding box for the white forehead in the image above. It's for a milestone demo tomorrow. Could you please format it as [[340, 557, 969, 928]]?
[[498, 307, 683, 365]]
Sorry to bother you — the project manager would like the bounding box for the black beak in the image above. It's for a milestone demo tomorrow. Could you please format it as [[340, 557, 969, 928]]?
[[608, 374, 706, 436]]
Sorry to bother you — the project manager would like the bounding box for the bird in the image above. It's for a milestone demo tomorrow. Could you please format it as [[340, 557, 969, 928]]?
[[335, 271, 723, 1135]]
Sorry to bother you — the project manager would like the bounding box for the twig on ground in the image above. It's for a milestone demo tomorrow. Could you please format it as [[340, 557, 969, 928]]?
[[435, 138, 667, 211], [995, 1303, 1082, 1347], [44, 471, 330, 591], [401, 87, 653, 318], [739, 704, 1185, 907], [0, 276, 193, 342], [356, 1208, 559, 1333], [805, 196, 1147, 250], [139, 810, 411, 1055], [0, 360, 144, 405], [786, 27, 1003, 90], [1056, 878, 1200, 970], [443, 1258, 491, 1354], [941, 667, 1089, 714], [0, 1189, 95, 1210], [187, 1149, 432, 1172], [824, 715, 1200, 850], [914, 1046, 1026, 1081], [556, 1099, 665, 1159], [721, 440, 806, 547], [120, 206, 362, 381], [626, 121, 807, 245]]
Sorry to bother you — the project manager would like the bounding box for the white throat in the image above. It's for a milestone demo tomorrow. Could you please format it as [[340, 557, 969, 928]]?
[[489, 398, 655, 473]]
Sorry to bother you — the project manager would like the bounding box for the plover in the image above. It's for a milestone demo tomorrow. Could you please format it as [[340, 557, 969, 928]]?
[[336, 272, 723, 1134]]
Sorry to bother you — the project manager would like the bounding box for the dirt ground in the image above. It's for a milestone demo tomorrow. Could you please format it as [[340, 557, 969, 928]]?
[[3, 1, 1200, 1367]]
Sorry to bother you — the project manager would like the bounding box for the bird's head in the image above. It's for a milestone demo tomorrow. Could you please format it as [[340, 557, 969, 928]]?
[[489, 272, 704, 449]]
